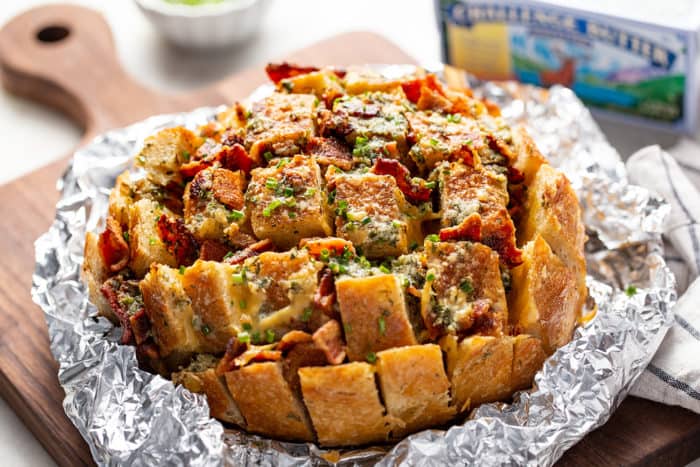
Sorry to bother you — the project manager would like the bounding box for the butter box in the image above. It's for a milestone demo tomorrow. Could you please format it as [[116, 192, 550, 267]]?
[[436, 0, 700, 133]]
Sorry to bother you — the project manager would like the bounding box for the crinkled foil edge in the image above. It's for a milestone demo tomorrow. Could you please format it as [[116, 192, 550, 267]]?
[[31, 68, 676, 467]]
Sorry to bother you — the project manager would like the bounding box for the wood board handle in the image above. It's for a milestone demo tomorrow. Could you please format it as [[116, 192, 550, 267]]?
[[0, 4, 183, 135]]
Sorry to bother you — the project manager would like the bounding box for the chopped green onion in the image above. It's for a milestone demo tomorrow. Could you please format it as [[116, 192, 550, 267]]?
[[379, 264, 391, 274], [237, 332, 250, 343], [232, 272, 245, 284], [239, 299, 247, 309], [223, 251, 234, 260], [251, 331, 261, 344], [201, 324, 211, 335], [409, 241, 419, 251], [265, 329, 275, 343], [429, 138, 439, 146], [242, 322, 252, 331], [276, 158, 290, 168], [305, 187, 317, 197], [227, 209, 244, 222], [301, 307, 313, 322], [392, 220, 402, 229], [425, 181, 436, 189], [149, 237, 157, 246], [625, 285, 637, 297], [366, 352, 377, 363], [361, 216, 372, 225], [264, 151, 274, 161], [265, 178, 278, 190], [179, 265, 186, 275], [460, 279, 474, 294], [288, 211, 297, 219], [181, 150, 190, 162], [263, 199, 282, 217], [327, 189, 336, 204], [122, 231, 129, 242], [344, 323, 353, 334], [285, 197, 296, 207], [426, 272, 436, 282], [426, 234, 440, 242], [378, 316, 386, 335], [320, 249, 330, 262], [284, 186, 294, 197]]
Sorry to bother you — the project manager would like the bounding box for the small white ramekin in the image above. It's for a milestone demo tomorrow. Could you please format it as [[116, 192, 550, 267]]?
[[135, 0, 268, 50]]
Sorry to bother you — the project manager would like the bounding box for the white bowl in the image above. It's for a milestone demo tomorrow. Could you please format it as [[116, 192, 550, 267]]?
[[135, 0, 268, 50]]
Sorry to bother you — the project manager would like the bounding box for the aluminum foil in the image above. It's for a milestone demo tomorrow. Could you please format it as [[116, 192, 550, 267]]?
[[31, 68, 677, 466]]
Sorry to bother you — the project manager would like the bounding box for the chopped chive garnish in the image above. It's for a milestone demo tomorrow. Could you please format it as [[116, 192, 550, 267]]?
[[263, 199, 282, 216], [361, 216, 372, 225], [237, 332, 250, 343], [426, 234, 440, 242], [179, 265, 186, 275], [265, 329, 275, 343], [181, 150, 190, 162], [366, 352, 377, 363], [429, 138, 439, 146], [426, 272, 436, 282], [265, 178, 278, 190], [232, 273, 245, 284], [625, 285, 637, 297], [320, 249, 330, 262], [305, 187, 317, 197], [284, 186, 294, 197], [242, 322, 252, 331], [122, 231, 129, 242], [378, 316, 386, 335], [264, 151, 274, 161], [227, 209, 244, 222], [149, 237, 157, 245], [239, 299, 247, 309], [425, 181, 436, 189], [201, 324, 211, 335], [223, 251, 234, 260], [379, 264, 390, 274], [301, 307, 313, 322], [460, 279, 474, 294]]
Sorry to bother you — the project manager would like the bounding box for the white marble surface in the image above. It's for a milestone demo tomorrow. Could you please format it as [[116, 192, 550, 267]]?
[[0, 1, 697, 466]]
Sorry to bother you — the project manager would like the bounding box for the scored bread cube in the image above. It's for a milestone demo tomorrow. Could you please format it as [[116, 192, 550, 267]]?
[[440, 335, 513, 412], [184, 167, 247, 243], [128, 198, 177, 277], [278, 69, 344, 100], [376, 344, 455, 437], [343, 67, 406, 94], [135, 126, 199, 187], [246, 155, 333, 249], [225, 361, 314, 441], [508, 234, 579, 354], [181, 260, 246, 353], [518, 163, 586, 313], [140, 263, 199, 364], [436, 161, 521, 266], [335, 274, 416, 361], [244, 93, 318, 161], [299, 362, 390, 446], [511, 334, 547, 391], [511, 126, 546, 186], [82, 232, 114, 320], [406, 111, 482, 174], [109, 171, 135, 227], [242, 249, 323, 335], [325, 91, 410, 153], [333, 172, 413, 258], [172, 354, 245, 426], [423, 241, 507, 336]]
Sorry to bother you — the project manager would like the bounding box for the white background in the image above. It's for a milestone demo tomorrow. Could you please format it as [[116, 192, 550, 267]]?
[[0, 1, 695, 466]]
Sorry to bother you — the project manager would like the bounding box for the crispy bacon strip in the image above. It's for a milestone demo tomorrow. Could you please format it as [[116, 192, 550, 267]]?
[[199, 240, 232, 262], [313, 268, 337, 319], [100, 277, 142, 345], [305, 137, 354, 171], [219, 143, 254, 174], [482, 219, 523, 268], [276, 330, 313, 353], [180, 143, 254, 178], [156, 215, 200, 266], [129, 308, 151, 346], [265, 62, 346, 84], [211, 168, 245, 209], [439, 212, 482, 242], [217, 338, 281, 374], [312, 320, 346, 365], [98, 217, 129, 272], [486, 134, 515, 162], [223, 238, 274, 265], [300, 237, 355, 258], [371, 158, 433, 203]]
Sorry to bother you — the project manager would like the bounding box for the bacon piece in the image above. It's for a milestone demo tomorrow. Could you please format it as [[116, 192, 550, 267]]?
[[180, 160, 211, 178], [98, 217, 129, 272], [199, 240, 232, 262], [300, 237, 355, 259], [223, 238, 274, 265], [135, 340, 167, 375], [482, 98, 501, 117], [406, 285, 422, 298], [276, 330, 313, 353], [486, 134, 515, 162], [482, 219, 523, 268], [466, 299, 499, 336], [100, 277, 143, 345], [313, 268, 337, 319], [371, 158, 433, 203], [219, 143, 254, 174], [312, 320, 346, 365], [265, 62, 346, 84], [156, 215, 200, 266], [305, 137, 354, 171], [439, 212, 482, 243], [211, 168, 245, 209], [129, 307, 151, 345], [401, 79, 422, 103], [217, 339, 281, 374]]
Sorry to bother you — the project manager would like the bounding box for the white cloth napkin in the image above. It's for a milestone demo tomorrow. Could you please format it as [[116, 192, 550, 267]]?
[[625, 143, 700, 413]]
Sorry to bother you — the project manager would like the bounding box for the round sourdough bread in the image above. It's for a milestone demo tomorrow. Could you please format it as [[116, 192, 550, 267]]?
[[83, 64, 586, 446]]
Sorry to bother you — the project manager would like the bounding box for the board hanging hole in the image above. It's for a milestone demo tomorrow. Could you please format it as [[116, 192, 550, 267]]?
[[36, 25, 70, 43]]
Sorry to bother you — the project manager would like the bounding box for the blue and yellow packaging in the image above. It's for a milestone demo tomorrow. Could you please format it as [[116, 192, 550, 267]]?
[[436, 0, 700, 133]]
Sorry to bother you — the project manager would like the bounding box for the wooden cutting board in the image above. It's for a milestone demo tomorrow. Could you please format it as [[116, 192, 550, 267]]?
[[0, 5, 698, 467]]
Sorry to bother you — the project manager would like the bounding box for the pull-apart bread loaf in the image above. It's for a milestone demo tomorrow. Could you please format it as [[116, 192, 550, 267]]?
[[83, 64, 586, 446]]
